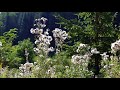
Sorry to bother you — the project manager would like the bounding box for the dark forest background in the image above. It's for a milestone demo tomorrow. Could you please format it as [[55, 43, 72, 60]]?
[[0, 12, 77, 44], [0, 12, 120, 44]]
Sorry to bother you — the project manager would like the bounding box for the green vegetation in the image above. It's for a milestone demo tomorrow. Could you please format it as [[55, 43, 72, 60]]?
[[0, 12, 120, 78]]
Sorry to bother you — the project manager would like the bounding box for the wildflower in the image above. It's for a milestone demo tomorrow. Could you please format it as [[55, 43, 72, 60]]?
[[52, 28, 67, 41], [19, 73, 24, 76], [30, 28, 35, 34], [33, 48, 40, 54], [24, 62, 33, 68], [100, 52, 109, 60], [40, 24, 46, 28], [34, 24, 36, 26], [35, 40, 40, 44], [79, 43, 87, 49], [33, 28, 43, 34], [41, 17, 48, 23], [65, 66, 69, 68], [71, 55, 83, 64], [91, 48, 100, 54], [111, 40, 120, 54], [52, 28, 68, 53], [47, 36, 52, 41], [48, 47, 54, 52], [44, 31, 49, 35], [31, 17, 67, 56], [56, 49, 60, 54], [76, 43, 89, 53], [83, 54, 91, 61], [38, 29, 43, 34], [35, 19, 38, 21], [34, 62, 37, 65]]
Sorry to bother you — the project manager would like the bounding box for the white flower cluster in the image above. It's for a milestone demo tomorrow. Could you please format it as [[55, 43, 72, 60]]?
[[30, 17, 54, 56], [91, 48, 100, 54], [100, 52, 109, 61], [31, 17, 68, 55], [30, 28, 43, 34], [76, 43, 90, 55], [71, 54, 90, 65], [18, 61, 41, 77], [19, 62, 34, 76], [111, 40, 120, 54], [71, 43, 92, 65], [71, 43, 102, 65], [34, 34, 54, 55], [52, 28, 68, 42], [34, 17, 48, 28], [52, 28, 68, 53], [0, 42, 2, 47]]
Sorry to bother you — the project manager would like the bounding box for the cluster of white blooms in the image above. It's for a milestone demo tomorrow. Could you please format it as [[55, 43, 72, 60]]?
[[76, 43, 90, 55], [78, 43, 87, 49], [52, 28, 68, 42], [30, 17, 54, 56], [100, 52, 109, 61], [52, 28, 68, 53], [31, 17, 68, 55], [30, 28, 43, 34], [71, 43, 103, 66], [91, 48, 100, 54], [34, 34, 54, 55], [111, 40, 120, 54], [34, 17, 47, 28], [19, 62, 34, 76], [71, 54, 90, 65], [71, 43, 93, 65], [0, 41, 2, 47], [17, 60, 41, 77]]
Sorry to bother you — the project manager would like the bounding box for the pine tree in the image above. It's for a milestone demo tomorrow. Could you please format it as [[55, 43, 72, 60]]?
[[55, 12, 120, 53]]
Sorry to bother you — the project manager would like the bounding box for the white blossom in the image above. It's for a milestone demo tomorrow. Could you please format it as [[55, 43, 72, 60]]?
[[52, 28, 68, 53], [40, 24, 46, 28], [44, 31, 49, 35], [100, 52, 109, 60], [35, 40, 40, 44], [48, 47, 54, 52], [71, 55, 85, 64], [111, 40, 120, 54], [33, 48, 40, 54], [79, 43, 87, 49], [91, 48, 100, 54], [30, 28, 35, 34], [34, 62, 37, 65], [76, 43, 88, 53], [41, 17, 48, 23], [52, 28, 68, 41]]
